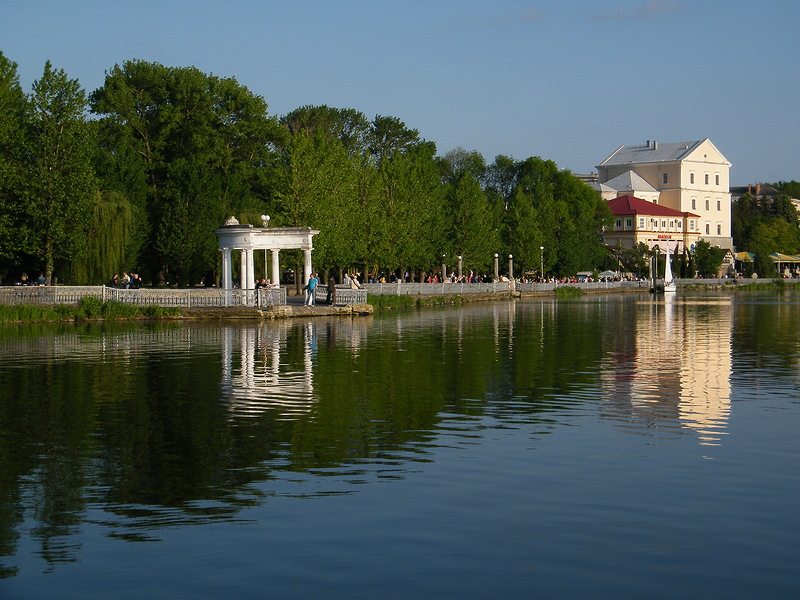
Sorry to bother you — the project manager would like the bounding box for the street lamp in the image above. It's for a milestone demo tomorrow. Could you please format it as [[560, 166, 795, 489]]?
[[494, 253, 499, 281], [540, 246, 544, 281], [457, 255, 463, 279], [261, 214, 270, 227], [508, 254, 514, 280], [442, 254, 447, 280]]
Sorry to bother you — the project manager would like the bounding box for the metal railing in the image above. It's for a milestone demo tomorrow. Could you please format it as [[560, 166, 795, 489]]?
[[361, 281, 512, 296], [0, 285, 288, 308], [314, 286, 368, 305], [0, 286, 103, 305]]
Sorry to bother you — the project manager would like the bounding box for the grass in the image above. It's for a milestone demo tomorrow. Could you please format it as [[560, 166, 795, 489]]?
[[0, 298, 181, 323], [682, 279, 800, 292], [555, 285, 584, 298], [367, 293, 467, 309]]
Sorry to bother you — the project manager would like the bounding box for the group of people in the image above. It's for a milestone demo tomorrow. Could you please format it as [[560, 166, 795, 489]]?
[[16, 272, 47, 286], [109, 272, 141, 289], [304, 272, 361, 306], [254, 279, 279, 290]]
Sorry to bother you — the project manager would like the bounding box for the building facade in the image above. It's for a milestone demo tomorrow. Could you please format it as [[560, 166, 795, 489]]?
[[602, 194, 701, 253], [596, 139, 733, 251]]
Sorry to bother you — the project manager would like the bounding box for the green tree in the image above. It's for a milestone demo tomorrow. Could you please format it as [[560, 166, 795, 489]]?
[[693, 240, 726, 277], [90, 60, 283, 285], [773, 180, 800, 200], [444, 171, 501, 273], [67, 190, 136, 284], [489, 156, 610, 276], [274, 130, 365, 272], [24, 61, 96, 284], [0, 51, 28, 277]]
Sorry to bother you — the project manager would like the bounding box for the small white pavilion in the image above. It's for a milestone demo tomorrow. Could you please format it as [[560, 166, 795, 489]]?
[[214, 216, 319, 290]]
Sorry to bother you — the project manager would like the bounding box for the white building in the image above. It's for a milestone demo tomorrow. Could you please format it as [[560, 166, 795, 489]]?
[[596, 139, 733, 251]]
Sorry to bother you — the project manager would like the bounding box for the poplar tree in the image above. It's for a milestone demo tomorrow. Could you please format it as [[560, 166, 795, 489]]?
[[0, 51, 27, 275], [25, 61, 96, 284]]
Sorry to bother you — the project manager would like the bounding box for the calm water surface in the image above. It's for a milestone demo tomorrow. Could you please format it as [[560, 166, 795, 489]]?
[[0, 292, 799, 599]]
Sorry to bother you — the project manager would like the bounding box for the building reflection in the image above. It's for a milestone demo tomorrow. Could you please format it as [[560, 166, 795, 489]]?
[[601, 295, 732, 446]]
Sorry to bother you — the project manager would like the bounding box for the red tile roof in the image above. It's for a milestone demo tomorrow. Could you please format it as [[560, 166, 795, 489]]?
[[607, 195, 698, 218]]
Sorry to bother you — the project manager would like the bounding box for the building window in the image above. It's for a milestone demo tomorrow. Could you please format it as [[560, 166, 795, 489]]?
[[715, 174, 720, 185], [717, 223, 722, 235], [677, 221, 682, 229], [616, 219, 622, 229], [690, 220, 695, 231], [639, 218, 645, 229], [717, 200, 721, 211], [690, 173, 695, 184], [662, 173, 668, 185], [704, 174, 709, 185], [706, 223, 710, 234], [705, 199, 710, 210], [661, 220, 666, 228], [626, 218, 632, 228], [691, 197, 696, 210]]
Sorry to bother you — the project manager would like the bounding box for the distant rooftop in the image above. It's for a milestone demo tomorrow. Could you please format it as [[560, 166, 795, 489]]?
[[607, 195, 698, 218], [603, 170, 658, 193], [597, 139, 705, 167]]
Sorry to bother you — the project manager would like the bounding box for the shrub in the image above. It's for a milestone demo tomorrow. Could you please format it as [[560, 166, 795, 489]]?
[[367, 294, 415, 309], [555, 286, 583, 298], [79, 296, 104, 319], [102, 300, 141, 319]]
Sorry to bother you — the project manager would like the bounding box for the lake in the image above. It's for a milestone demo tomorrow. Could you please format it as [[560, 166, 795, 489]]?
[[0, 291, 798, 599]]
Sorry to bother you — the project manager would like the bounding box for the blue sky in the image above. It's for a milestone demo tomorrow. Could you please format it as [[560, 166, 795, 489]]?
[[2, 0, 798, 185]]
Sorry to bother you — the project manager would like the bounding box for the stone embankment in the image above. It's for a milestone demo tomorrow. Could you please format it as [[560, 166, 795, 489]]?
[[178, 304, 373, 320]]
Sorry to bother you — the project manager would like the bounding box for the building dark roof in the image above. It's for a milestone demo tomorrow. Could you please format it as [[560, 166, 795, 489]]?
[[607, 195, 698, 218], [597, 139, 705, 168]]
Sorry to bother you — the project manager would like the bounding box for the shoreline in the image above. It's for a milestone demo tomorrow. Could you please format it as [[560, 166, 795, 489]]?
[[1, 280, 798, 324]]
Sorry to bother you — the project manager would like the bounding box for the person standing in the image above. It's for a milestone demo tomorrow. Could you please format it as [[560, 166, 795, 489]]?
[[305, 273, 318, 306], [326, 276, 337, 305]]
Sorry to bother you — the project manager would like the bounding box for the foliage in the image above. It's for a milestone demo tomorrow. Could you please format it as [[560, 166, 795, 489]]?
[[0, 297, 181, 322], [0, 52, 28, 272], [367, 293, 415, 309], [733, 191, 800, 276], [78, 296, 103, 318], [555, 285, 583, 297], [90, 59, 283, 285], [488, 156, 611, 276], [693, 240, 726, 277]]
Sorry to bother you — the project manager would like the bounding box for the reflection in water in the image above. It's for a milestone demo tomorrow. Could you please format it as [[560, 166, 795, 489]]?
[[600, 295, 732, 445], [220, 319, 373, 421], [0, 294, 786, 581]]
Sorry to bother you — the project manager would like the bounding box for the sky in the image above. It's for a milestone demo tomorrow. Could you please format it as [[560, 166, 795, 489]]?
[[2, 0, 798, 185]]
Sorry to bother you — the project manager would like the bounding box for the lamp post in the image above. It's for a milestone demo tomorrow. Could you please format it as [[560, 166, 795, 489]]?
[[508, 254, 514, 281], [442, 254, 447, 280], [493, 253, 499, 281], [457, 255, 463, 279], [540, 246, 544, 281], [261, 215, 270, 280]]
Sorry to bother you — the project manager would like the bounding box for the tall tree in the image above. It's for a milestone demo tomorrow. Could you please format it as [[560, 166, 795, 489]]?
[[90, 60, 283, 284], [24, 61, 96, 284], [0, 51, 28, 277]]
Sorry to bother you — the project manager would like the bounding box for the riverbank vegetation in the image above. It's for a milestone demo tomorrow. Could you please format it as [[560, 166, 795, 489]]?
[[367, 293, 468, 309], [0, 51, 613, 288], [554, 286, 584, 298], [0, 298, 180, 323], [1, 51, 797, 288]]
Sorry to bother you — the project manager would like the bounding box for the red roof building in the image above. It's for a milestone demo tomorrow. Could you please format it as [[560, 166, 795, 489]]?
[[603, 195, 701, 252]]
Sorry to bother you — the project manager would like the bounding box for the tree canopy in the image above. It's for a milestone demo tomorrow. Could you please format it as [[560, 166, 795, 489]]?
[[3, 50, 783, 286]]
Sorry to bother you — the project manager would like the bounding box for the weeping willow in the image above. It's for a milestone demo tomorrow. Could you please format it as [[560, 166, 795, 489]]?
[[68, 190, 135, 284]]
